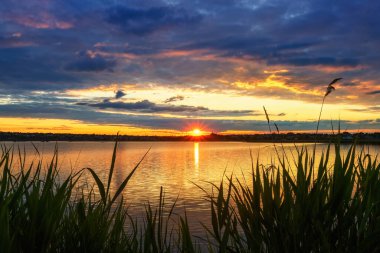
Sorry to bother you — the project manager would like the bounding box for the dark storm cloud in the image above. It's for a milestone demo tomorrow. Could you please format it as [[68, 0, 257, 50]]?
[[0, 47, 80, 90], [349, 106, 380, 113], [164, 95, 185, 103], [268, 57, 359, 67], [65, 53, 116, 72], [1, 101, 379, 132], [82, 100, 207, 112], [366, 90, 380, 95], [105, 5, 202, 35], [0, 33, 31, 48], [115, 90, 126, 99], [1, 0, 380, 132], [341, 82, 360, 87], [1, 0, 380, 91], [78, 99, 257, 117]]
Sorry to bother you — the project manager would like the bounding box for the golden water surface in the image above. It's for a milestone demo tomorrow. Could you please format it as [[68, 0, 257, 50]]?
[[3, 141, 380, 234]]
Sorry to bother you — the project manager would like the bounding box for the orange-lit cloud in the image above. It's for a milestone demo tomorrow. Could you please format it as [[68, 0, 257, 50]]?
[[2, 0, 380, 134], [7, 13, 72, 29], [0, 117, 183, 136], [65, 84, 137, 98]]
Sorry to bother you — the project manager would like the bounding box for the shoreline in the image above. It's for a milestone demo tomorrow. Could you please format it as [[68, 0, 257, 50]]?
[[1, 131, 380, 144]]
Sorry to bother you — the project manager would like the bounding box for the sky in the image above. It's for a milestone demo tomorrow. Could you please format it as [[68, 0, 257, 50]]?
[[1, 0, 380, 135]]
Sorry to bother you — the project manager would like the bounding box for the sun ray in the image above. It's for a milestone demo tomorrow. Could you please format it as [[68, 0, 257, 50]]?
[[192, 128, 202, 136]]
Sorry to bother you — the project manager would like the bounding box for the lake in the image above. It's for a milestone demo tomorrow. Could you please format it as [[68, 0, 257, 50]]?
[[3, 141, 380, 235]]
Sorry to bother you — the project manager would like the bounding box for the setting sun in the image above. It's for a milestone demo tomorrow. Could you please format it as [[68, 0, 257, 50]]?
[[192, 128, 202, 136]]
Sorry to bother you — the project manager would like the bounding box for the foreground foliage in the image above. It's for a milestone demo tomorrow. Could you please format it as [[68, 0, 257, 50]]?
[[205, 144, 380, 252], [0, 142, 380, 252]]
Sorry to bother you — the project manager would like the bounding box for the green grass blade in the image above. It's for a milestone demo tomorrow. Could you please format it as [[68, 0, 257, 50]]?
[[86, 167, 106, 204]]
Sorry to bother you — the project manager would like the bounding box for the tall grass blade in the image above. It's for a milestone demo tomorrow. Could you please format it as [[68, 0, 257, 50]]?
[[110, 148, 150, 206]]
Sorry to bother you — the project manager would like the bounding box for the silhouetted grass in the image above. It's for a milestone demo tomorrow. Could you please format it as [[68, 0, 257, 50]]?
[[1, 141, 380, 252], [204, 143, 380, 252]]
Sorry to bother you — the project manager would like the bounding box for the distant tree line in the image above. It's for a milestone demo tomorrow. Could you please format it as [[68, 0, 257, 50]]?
[[1, 131, 380, 144]]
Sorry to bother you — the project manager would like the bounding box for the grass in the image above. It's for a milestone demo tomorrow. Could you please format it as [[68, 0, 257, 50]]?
[[1, 140, 380, 252], [204, 142, 380, 252], [0, 142, 202, 252]]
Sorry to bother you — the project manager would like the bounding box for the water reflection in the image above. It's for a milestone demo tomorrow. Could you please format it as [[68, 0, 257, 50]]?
[[194, 142, 199, 174], [3, 141, 380, 235]]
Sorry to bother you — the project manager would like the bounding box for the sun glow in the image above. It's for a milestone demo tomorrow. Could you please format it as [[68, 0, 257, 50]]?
[[192, 128, 202, 136]]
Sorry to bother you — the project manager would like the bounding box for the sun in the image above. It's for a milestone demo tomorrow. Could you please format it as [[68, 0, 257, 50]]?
[[192, 128, 202, 136]]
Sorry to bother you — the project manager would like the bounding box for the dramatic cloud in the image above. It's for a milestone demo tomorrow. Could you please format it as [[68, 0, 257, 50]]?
[[65, 52, 116, 72], [115, 90, 126, 99], [1, 0, 380, 133], [350, 106, 380, 113], [78, 99, 257, 117], [366, 90, 380, 95], [105, 6, 202, 35], [164, 95, 185, 103], [268, 57, 360, 67], [1, 101, 379, 132]]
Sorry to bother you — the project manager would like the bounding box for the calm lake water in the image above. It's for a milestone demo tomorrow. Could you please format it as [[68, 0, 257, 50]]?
[[3, 141, 380, 234]]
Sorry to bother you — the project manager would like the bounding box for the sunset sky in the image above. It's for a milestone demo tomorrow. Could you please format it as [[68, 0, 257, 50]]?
[[1, 0, 380, 135]]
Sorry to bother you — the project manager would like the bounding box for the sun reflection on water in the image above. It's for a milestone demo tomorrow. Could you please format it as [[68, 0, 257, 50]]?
[[194, 142, 199, 174]]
